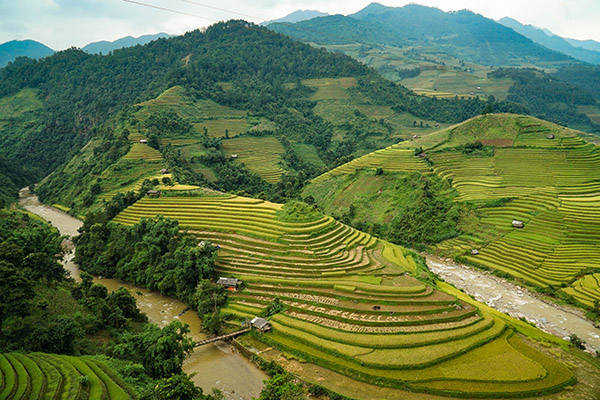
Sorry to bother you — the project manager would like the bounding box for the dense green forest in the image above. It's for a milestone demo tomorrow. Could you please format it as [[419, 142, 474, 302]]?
[[554, 64, 600, 101], [488, 67, 599, 130], [75, 215, 217, 305]]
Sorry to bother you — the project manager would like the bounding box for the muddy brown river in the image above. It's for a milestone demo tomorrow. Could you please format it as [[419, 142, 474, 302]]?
[[19, 188, 267, 400]]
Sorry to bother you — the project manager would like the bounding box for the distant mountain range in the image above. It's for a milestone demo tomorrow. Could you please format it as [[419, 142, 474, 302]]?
[[82, 33, 173, 54], [260, 10, 329, 25], [498, 17, 600, 64], [0, 40, 54, 67], [267, 3, 573, 67], [0, 33, 174, 68]]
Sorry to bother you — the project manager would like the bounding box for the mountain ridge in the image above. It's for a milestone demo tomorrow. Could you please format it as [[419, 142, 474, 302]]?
[[498, 17, 600, 64], [268, 3, 573, 67], [0, 39, 54, 67], [260, 9, 329, 26], [82, 32, 174, 54]]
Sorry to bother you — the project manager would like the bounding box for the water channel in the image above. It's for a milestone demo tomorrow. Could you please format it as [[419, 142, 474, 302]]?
[[19, 188, 267, 400]]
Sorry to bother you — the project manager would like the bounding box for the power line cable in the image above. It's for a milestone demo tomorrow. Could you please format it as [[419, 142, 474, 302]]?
[[174, 0, 263, 21], [122, 0, 220, 22]]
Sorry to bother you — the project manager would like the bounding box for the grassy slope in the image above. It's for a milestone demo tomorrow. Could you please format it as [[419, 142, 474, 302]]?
[[306, 113, 600, 307], [316, 42, 515, 101], [303, 77, 450, 144], [112, 193, 577, 398]]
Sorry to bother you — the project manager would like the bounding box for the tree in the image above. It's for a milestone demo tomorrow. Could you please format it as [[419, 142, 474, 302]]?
[[569, 334, 586, 350], [0, 261, 34, 331], [258, 373, 305, 400], [482, 103, 494, 115], [154, 372, 204, 400], [117, 320, 195, 378], [195, 281, 227, 316]]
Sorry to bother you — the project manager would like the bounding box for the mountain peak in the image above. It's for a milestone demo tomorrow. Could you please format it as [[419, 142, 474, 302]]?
[[261, 9, 329, 25], [82, 33, 173, 54], [0, 39, 54, 68]]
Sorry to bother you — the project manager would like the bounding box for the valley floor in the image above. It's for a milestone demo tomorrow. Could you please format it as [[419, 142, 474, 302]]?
[[426, 255, 600, 354]]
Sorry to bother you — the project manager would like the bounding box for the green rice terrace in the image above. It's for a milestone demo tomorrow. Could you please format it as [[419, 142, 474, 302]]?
[[309, 113, 600, 308], [112, 193, 577, 398], [135, 85, 271, 139], [0, 353, 132, 400], [222, 137, 286, 184]]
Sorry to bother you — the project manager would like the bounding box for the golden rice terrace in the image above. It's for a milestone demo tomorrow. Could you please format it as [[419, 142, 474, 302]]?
[[114, 193, 576, 398]]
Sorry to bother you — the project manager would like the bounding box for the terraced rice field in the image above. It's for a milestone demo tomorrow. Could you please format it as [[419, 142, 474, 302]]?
[[303, 77, 356, 100], [97, 160, 167, 201], [194, 119, 250, 138], [563, 274, 600, 308], [0, 353, 132, 399], [122, 143, 162, 161], [222, 137, 285, 183], [114, 194, 575, 398], [312, 144, 430, 183], [313, 114, 600, 307], [432, 137, 600, 290]]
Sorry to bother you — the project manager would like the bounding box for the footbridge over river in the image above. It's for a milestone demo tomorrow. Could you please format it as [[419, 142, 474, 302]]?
[[194, 328, 251, 347]]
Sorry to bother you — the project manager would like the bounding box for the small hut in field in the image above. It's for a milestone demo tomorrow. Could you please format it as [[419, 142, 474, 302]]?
[[512, 220, 524, 228], [250, 317, 272, 332], [147, 190, 161, 198], [217, 277, 242, 292]]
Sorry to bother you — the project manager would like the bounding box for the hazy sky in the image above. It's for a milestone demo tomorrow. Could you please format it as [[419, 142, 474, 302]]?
[[1, 0, 599, 50]]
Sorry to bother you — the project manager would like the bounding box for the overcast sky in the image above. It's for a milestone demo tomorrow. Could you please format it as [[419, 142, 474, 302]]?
[[1, 0, 599, 50]]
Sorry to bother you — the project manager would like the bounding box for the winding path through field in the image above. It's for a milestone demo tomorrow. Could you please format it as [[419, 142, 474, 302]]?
[[426, 255, 600, 354]]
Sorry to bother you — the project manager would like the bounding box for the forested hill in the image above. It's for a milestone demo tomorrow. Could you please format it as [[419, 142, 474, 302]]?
[[268, 3, 573, 66], [0, 39, 54, 67], [0, 21, 370, 182], [0, 19, 524, 205]]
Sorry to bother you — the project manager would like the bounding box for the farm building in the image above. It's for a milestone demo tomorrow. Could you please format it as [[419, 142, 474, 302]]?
[[217, 277, 242, 291], [231, 154, 238, 159], [250, 317, 272, 332], [471, 249, 479, 255], [139, 139, 148, 144], [547, 134, 555, 139], [160, 168, 169, 174], [512, 220, 524, 228], [146, 190, 161, 198]]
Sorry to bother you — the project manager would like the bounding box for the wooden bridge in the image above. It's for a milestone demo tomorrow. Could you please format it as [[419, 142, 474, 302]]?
[[194, 327, 251, 347]]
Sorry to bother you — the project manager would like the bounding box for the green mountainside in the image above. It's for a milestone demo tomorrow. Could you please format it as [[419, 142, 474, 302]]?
[[2, 15, 600, 400], [305, 113, 600, 312], [267, 4, 600, 133], [269, 3, 572, 66], [0, 39, 54, 67], [498, 17, 600, 65], [0, 20, 518, 206]]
